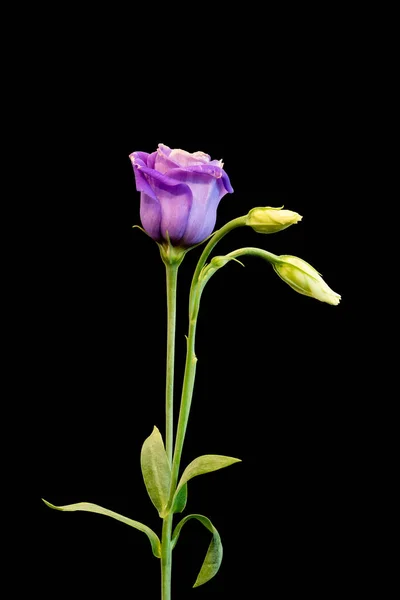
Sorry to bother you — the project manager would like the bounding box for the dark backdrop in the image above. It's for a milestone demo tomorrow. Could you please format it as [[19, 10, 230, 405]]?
[[29, 50, 361, 599]]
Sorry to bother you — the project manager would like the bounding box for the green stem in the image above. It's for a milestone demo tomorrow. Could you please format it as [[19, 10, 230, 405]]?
[[189, 216, 247, 316], [227, 246, 280, 263], [161, 223, 253, 598], [170, 216, 248, 498], [170, 314, 198, 493], [161, 261, 179, 600], [165, 263, 179, 464], [161, 515, 173, 600]]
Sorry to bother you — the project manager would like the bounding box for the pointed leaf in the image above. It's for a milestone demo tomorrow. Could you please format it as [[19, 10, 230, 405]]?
[[42, 499, 161, 558], [172, 454, 241, 507], [172, 483, 188, 513], [172, 513, 223, 587], [140, 426, 171, 516]]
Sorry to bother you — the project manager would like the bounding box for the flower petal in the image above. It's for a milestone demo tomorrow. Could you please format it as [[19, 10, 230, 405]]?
[[169, 148, 211, 167], [147, 151, 157, 169], [157, 144, 211, 169], [183, 178, 229, 245], [163, 165, 233, 245], [129, 152, 158, 201], [157, 143, 173, 158], [132, 151, 151, 164], [167, 164, 234, 193], [140, 192, 162, 240], [155, 145, 180, 174], [136, 164, 193, 244]]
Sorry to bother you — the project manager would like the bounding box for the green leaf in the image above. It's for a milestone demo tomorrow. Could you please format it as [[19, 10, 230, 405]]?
[[171, 514, 223, 587], [172, 483, 188, 513], [140, 426, 171, 517], [172, 454, 241, 507], [42, 499, 161, 558]]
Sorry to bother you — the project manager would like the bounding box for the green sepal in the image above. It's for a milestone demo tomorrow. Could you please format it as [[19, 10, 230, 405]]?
[[157, 233, 187, 266], [140, 426, 171, 517], [171, 513, 223, 587], [132, 224, 148, 235], [42, 499, 162, 558]]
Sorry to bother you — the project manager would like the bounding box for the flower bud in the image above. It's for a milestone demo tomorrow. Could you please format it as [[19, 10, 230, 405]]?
[[273, 255, 341, 305], [247, 206, 302, 234]]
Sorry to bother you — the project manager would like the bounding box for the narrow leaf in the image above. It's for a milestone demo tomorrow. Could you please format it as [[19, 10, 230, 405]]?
[[172, 513, 223, 587], [173, 454, 241, 506], [172, 483, 188, 514], [140, 426, 171, 516], [42, 499, 161, 558]]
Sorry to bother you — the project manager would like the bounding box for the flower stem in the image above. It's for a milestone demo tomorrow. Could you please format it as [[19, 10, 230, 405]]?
[[168, 216, 248, 499], [161, 514, 173, 600], [227, 246, 280, 264], [161, 222, 250, 597], [165, 262, 179, 464], [168, 216, 247, 494], [189, 216, 246, 316], [170, 313, 198, 493], [161, 261, 179, 600]]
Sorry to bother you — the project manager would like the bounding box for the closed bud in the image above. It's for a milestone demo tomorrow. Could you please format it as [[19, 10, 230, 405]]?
[[273, 255, 341, 305], [247, 206, 302, 234]]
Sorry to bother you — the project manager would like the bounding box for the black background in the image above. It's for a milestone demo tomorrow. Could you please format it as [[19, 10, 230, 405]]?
[[24, 17, 373, 599]]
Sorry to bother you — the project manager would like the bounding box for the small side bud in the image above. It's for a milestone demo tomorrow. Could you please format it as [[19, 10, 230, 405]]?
[[209, 256, 244, 269], [199, 255, 244, 287], [247, 206, 302, 234], [273, 255, 341, 305]]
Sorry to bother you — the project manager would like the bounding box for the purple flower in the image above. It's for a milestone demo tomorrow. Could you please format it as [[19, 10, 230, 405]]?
[[130, 144, 233, 246]]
